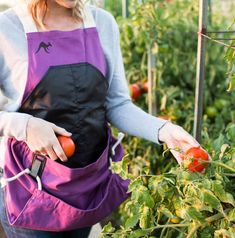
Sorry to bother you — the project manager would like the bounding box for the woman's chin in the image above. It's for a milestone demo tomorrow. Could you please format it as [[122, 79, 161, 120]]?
[[55, 0, 78, 9], [65, 4, 77, 9], [65, 2, 77, 9]]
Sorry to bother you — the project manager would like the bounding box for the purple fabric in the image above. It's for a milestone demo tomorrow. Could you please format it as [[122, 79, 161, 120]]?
[[3, 26, 130, 231], [22, 28, 107, 103], [4, 131, 129, 231]]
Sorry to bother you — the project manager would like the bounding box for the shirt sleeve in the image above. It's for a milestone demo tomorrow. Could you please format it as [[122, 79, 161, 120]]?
[[105, 18, 168, 144], [0, 110, 32, 141], [0, 47, 33, 142]]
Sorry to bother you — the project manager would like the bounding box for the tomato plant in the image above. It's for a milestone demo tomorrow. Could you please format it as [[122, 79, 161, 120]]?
[[57, 136, 75, 158], [101, 125, 235, 238]]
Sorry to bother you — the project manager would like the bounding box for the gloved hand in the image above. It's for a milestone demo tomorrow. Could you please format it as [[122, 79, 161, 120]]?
[[26, 117, 72, 162], [158, 122, 200, 164]]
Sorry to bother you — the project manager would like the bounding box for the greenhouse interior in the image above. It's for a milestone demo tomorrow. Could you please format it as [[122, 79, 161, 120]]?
[[0, 0, 234, 238]]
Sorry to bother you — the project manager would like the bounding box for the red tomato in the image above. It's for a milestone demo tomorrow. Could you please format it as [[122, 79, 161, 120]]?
[[129, 84, 141, 101], [158, 115, 171, 121], [142, 81, 149, 93], [184, 147, 209, 172], [57, 136, 75, 158]]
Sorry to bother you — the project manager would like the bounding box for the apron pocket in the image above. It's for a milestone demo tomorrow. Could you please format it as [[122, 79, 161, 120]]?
[[8, 174, 129, 231]]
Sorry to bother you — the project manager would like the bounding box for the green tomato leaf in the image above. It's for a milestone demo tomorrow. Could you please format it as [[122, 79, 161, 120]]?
[[227, 74, 235, 92], [185, 207, 205, 222], [112, 234, 125, 238], [212, 181, 235, 206], [202, 189, 223, 212], [199, 226, 214, 238], [102, 222, 115, 233], [122, 157, 130, 173], [159, 206, 174, 218], [202, 179, 212, 190], [228, 208, 235, 222], [219, 144, 230, 160], [129, 229, 149, 238], [111, 161, 122, 174], [128, 178, 143, 193], [132, 184, 155, 208], [142, 192, 155, 208], [148, 175, 164, 190], [139, 206, 151, 229], [226, 123, 235, 143], [212, 134, 225, 151], [125, 215, 139, 229]]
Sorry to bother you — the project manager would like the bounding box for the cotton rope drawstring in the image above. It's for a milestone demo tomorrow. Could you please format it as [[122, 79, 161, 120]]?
[[109, 132, 125, 171], [0, 168, 42, 190]]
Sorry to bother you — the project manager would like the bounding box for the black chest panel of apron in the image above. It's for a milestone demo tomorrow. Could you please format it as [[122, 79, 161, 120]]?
[[18, 63, 109, 168]]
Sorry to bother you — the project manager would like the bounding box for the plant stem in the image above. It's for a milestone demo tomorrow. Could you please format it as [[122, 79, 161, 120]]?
[[185, 209, 230, 238], [189, 158, 235, 173], [222, 173, 235, 177], [102, 223, 190, 236], [209, 161, 235, 173], [206, 210, 228, 223], [159, 226, 167, 238], [186, 224, 201, 238]]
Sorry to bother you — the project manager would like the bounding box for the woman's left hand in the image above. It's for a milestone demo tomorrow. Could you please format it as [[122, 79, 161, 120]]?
[[158, 122, 201, 164]]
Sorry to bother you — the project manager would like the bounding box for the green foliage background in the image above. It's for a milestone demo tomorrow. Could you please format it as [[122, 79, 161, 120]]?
[[101, 1, 235, 237]]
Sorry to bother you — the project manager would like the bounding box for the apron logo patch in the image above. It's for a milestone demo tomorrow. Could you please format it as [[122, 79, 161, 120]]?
[[35, 42, 52, 54]]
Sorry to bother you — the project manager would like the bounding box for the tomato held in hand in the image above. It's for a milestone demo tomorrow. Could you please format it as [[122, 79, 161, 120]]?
[[57, 136, 75, 158], [184, 147, 209, 172]]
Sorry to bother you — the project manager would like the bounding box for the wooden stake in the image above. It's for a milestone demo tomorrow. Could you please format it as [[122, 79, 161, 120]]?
[[193, 0, 208, 142]]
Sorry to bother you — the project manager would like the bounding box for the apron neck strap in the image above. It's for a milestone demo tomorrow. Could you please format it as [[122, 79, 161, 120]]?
[[13, 3, 38, 34], [13, 2, 96, 34], [82, 4, 96, 29]]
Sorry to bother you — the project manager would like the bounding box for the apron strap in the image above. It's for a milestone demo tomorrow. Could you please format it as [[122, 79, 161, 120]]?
[[13, 2, 38, 34], [13, 2, 96, 34], [82, 4, 96, 29]]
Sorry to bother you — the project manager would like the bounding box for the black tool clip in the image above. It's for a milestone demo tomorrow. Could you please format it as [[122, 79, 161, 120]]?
[[30, 154, 47, 179]]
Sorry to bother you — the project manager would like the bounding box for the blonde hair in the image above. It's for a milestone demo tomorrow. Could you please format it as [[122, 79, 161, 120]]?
[[28, 0, 84, 29]]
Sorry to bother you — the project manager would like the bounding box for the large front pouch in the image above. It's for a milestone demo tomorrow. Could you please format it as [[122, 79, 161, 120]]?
[[3, 131, 130, 231]]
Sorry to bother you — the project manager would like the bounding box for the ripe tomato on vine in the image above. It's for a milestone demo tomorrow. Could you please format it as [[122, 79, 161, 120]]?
[[129, 83, 142, 101], [183, 147, 210, 172]]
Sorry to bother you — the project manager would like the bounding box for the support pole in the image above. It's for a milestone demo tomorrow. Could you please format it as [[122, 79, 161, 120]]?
[[193, 0, 208, 142], [122, 0, 129, 18], [148, 45, 157, 116]]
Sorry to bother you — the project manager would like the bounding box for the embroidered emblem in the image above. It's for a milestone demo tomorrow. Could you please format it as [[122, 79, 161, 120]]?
[[35, 42, 52, 54]]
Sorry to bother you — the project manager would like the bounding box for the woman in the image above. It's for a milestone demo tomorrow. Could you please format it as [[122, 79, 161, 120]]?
[[0, 0, 200, 237]]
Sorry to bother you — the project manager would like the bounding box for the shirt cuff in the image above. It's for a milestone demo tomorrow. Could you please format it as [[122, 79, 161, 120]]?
[[156, 120, 171, 144], [0, 112, 33, 141]]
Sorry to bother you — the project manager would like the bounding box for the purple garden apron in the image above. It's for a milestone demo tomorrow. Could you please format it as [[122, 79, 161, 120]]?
[[1, 4, 130, 231]]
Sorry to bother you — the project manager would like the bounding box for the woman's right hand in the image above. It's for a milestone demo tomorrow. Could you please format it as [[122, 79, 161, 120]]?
[[25, 117, 72, 162]]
